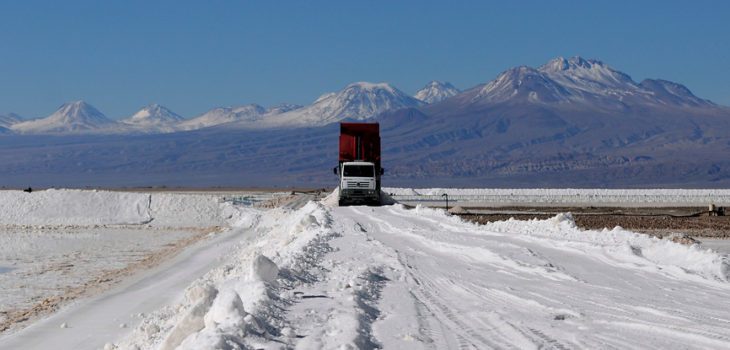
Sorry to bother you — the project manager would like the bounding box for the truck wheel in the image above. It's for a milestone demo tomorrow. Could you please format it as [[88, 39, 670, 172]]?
[[338, 199, 345, 207]]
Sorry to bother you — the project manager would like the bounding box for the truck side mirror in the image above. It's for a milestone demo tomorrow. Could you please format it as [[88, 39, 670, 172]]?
[[380, 168, 385, 175], [333, 166, 338, 175]]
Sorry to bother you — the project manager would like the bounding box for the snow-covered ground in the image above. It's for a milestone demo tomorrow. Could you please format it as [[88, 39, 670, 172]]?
[[1, 189, 730, 349], [386, 187, 730, 207], [0, 226, 197, 326], [0, 189, 245, 227], [0, 189, 272, 338], [112, 201, 730, 349]]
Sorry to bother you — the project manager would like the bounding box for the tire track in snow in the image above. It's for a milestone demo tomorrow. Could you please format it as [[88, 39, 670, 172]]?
[[347, 207, 543, 349], [281, 210, 398, 349], [339, 205, 730, 349], [376, 210, 572, 349], [399, 252, 506, 349]]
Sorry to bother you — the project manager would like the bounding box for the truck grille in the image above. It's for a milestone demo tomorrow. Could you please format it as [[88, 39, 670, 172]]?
[[347, 181, 370, 188]]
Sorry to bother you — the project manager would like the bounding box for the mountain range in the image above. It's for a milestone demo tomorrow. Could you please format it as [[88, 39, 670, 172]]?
[[2, 81, 440, 134], [1, 56, 729, 188]]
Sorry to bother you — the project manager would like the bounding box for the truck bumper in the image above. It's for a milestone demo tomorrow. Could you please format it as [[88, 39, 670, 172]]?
[[340, 189, 380, 204]]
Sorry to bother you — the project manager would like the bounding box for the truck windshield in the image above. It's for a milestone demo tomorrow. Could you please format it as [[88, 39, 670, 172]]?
[[343, 165, 374, 177]]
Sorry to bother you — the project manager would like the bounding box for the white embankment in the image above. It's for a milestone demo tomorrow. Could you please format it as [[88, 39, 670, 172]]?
[[0, 189, 235, 227]]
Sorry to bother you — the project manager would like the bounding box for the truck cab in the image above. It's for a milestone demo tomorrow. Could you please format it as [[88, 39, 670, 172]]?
[[337, 161, 380, 205]]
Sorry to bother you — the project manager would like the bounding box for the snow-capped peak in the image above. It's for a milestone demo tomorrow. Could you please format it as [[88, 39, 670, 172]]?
[[475, 66, 573, 103], [538, 56, 638, 91], [414, 81, 460, 103], [123, 104, 184, 125], [539, 56, 605, 72], [11, 100, 117, 133], [56, 100, 106, 120], [260, 81, 425, 127], [345, 81, 398, 93]]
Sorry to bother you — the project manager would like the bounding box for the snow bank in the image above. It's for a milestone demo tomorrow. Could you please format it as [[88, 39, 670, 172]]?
[[116, 201, 339, 349], [462, 210, 730, 283], [0, 189, 150, 225], [149, 193, 237, 227], [321, 188, 340, 207], [386, 187, 730, 206], [250, 254, 279, 283], [0, 189, 235, 227]]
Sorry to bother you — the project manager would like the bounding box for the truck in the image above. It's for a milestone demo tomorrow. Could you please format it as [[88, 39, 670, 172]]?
[[333, 122, 384, 206]]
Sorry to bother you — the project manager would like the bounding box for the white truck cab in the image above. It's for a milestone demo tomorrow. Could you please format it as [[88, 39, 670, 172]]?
[[337, 161, 379, 205]]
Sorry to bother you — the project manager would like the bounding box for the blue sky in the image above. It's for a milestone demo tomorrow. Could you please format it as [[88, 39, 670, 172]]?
[[1, 0, 728, 119]]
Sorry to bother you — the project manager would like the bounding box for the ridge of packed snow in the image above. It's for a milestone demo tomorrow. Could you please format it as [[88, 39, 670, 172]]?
[[0, 189, 235, 227], [482, 212, 730, 282], [385, 187, 730, 206], [117, 201, 340, 349]]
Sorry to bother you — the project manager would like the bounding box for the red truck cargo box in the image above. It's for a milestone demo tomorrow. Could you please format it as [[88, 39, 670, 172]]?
[[339, 123, 381, 167]]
